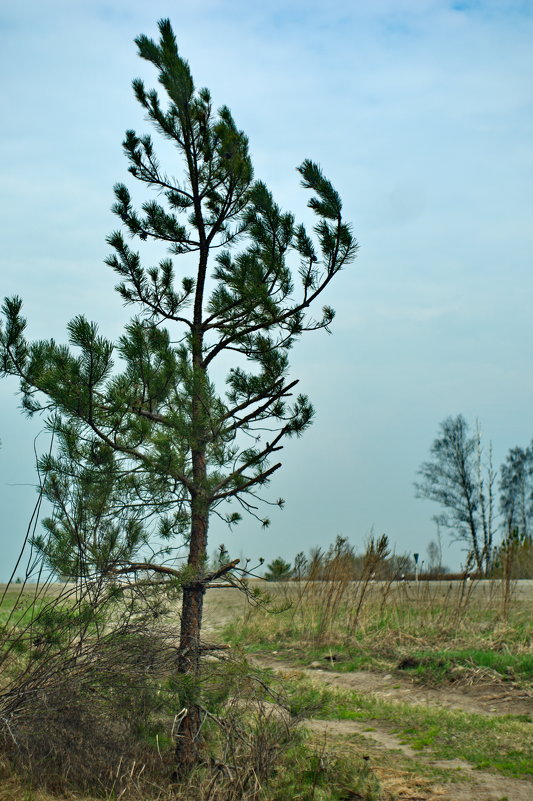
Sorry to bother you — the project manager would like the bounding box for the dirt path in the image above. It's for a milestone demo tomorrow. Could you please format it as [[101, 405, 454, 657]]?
[[306, 717, 533, 801], [202, 590, 533, 799], [252, 655, 533, 801], [253, 653, 533, 718]]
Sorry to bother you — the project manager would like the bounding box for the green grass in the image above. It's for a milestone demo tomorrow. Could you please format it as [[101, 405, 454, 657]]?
[[226, 618, 533, 688], [394, 648, 533, 683], [279, 673, 533, 779], [224, 586, 533, 690], [0, 589, 51, 633], [221, 585, 533, 781], [0, 587, 109, 674], [265, 739, 382, 801]]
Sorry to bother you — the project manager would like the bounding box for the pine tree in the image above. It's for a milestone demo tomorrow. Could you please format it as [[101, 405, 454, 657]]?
[[263, 557, 294, 581], [0, 19, 357, 770], [32, 428, 157, 581]]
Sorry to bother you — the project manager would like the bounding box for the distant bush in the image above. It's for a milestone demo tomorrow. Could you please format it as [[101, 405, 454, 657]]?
[[492, 531, 533, 579], [264, 557, 294, 581]]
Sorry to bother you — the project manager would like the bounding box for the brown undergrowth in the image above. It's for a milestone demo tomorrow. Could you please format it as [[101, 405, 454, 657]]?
[[0, 581, 383, 800], [226, 540, 532, 688]]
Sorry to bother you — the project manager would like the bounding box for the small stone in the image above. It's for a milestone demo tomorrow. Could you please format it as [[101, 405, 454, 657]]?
[[309, 661, 323, 669]]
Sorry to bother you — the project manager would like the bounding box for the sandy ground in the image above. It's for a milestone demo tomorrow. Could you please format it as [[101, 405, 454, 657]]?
[[251, 655, 533, 801], [305, 716, 533, 801]]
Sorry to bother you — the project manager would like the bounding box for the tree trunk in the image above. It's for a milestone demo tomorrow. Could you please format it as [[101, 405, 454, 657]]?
[[174, 489, 209, 774], [175, 239, 210, 774], [175, 582, 205, 773]]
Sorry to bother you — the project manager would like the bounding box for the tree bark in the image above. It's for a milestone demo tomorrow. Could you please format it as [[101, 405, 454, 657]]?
[[174, 484, 209, 774], [175, 582, 206, 773]]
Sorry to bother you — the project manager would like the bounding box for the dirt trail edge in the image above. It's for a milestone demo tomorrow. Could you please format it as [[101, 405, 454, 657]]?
[[252, 655, 533, 801], [252, 654, 533, 718]]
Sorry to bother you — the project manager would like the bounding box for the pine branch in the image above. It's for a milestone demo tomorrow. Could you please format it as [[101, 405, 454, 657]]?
[[219, 379, 299, 435], [211, 462, 282, 502]]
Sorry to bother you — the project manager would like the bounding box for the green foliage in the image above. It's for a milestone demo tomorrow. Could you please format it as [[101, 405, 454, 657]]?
[[28, 602, 100, 652], [32, 427, 157, 579], [209, 543, 232, 572], [263, 557, 294, 581], [0, 17, 357, 582], [0, 17, 358, 779], [268, 741, 381, 801]]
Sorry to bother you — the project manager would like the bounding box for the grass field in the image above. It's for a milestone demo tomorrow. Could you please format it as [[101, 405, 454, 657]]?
[[220, 578, 533, 799], [224, 578, 533, 683], [1, 579, 532, 800]]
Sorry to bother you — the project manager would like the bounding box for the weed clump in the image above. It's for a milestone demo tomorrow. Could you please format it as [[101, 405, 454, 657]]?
[[0, 627, 178, 795], [0, 611, 382, 800]]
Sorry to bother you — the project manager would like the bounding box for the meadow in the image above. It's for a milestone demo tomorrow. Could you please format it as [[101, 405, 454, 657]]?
[[0, 576, 531, 800], [220, 575, 533, 799]]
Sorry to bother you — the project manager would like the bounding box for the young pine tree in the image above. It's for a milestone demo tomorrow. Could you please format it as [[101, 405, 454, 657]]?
[[0, 19, 357, 771], [32, 427, 156, 581]]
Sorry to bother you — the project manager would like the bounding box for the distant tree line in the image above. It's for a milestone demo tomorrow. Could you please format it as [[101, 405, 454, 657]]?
[[415, 414, 533, 578], [263, 413, 533, 583], [263, 535, 416, 582]]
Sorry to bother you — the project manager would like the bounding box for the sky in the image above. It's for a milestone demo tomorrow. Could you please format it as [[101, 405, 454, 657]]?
[[1, 0, 532, 580]]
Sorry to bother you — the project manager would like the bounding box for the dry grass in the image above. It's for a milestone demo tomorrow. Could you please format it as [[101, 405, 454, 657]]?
[[0, 579, 384, 801], [227, 574, 533, 687]]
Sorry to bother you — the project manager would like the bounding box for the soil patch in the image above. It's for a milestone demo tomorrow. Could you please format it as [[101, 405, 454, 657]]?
[[306, 717, 533, 801], [252, 655, 533, 801], [252, 653, 533, 718]]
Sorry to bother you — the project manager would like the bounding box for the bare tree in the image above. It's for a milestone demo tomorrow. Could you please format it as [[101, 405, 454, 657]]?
[[415, 415, 496, 574], [500, 443, 533, 538]]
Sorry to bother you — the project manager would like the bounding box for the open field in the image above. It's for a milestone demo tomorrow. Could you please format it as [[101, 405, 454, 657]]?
[[1, 579, 531, 800], [205, 579, 533, 800], [222, 578, 533, 677]]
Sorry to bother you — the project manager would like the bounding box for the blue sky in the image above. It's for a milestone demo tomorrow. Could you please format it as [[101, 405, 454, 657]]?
[[1, 0, 532, 579]]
